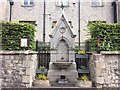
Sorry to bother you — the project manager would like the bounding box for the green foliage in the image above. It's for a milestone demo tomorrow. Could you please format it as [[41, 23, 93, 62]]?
[[80, 66, 87, 70], [78, 50, 85, 55], [74, 46, 79, 53], [80, 74, 89, 81], [0, 22, 36, 50], [39, 66, 46, 71], [37, 74, 48, 80], [36, 41, 50, 51], [88, 22, 120, 52]]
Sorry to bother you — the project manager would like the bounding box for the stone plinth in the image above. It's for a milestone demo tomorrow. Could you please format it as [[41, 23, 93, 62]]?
[[53, 62, 72, 69], [48, 62, 78, 86]]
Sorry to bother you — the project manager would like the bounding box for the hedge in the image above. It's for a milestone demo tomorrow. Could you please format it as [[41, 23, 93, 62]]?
[[87, 22, 120, 52], [0, 22, 36, 50]]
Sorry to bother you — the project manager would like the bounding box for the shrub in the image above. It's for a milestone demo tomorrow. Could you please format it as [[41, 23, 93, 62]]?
[[37, 74, 48, 80], [39, 66, 46, 71], [0, 22, 36, 50], [88, 22, 120, 52], [78, 50, 85, 54], [80, 74, 89, 81]]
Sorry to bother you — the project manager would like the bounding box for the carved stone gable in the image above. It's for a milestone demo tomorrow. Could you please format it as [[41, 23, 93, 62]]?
[[49, 11, 76, 62]]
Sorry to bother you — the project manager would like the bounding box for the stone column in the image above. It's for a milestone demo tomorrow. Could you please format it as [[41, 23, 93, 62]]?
[[50, 50, 57, 62], [68, 50, 76, 62]]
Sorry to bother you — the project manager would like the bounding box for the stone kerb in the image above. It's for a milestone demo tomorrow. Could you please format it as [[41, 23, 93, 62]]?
[[0, 51, 37, 88], [90, 51, 120, 88]]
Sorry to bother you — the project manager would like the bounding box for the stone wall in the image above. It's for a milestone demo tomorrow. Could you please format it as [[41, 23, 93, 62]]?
[[0, 0, 8, 21], [0, 51, 37, 88], [0, 54, 2, 89], [90, 51, 120, 87]]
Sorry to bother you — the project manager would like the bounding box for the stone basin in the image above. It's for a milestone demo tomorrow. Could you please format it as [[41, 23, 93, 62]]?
[[53, 62, 72, 69]]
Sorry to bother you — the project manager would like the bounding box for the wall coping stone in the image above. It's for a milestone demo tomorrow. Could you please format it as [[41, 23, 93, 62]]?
[[0, 50, 38, 55], [100, 51, 120, 55]]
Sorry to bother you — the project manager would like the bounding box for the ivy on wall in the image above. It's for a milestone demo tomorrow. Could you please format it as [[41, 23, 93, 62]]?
[[0, 22, 36, 50], [87, 22, 120, 52]]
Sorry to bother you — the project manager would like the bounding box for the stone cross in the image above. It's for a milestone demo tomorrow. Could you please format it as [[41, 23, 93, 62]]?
[[61, 2, 64, 10]]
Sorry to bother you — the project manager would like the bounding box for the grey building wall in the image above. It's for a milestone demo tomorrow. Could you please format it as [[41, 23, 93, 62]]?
[[7, 0, 114, 44], [80, 1, 114, 41], [9, 1, 43, 42], [117, 0, 120, 23], [0, 0, 8, 21]]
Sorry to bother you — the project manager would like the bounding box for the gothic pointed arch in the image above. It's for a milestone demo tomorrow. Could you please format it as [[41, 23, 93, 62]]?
[[54, 36, 71, 49]]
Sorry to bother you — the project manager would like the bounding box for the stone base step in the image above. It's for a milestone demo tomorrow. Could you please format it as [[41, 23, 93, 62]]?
[[51, 83, 76, 87]]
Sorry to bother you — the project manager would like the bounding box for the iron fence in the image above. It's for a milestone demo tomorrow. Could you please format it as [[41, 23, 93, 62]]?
[[37, 50, 50, 69]]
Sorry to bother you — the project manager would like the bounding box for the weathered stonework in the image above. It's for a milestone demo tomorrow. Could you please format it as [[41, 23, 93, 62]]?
[[0, 51, 120, 88], [0, 51, 37, 88], [90, 51, 120, 88]]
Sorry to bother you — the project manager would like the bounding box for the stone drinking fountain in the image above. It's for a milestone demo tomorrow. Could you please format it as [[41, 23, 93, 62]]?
[[48, 12, 78, 86]]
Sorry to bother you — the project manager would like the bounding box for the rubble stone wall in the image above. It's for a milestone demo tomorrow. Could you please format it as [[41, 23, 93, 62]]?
[[0, 51, 120, 88], [0, 51, 37, 88], [90, 51, 120, 87]]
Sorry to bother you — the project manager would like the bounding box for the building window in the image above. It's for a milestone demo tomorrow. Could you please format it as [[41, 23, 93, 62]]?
[[90, 0, 103, 7], [88, 21, 106, 25], [19, 21, 36, 26], [73, 0, 76, 4], [23, 0, 34, 6], [52, 21, 57, 28], [56, 0, 68, 7]]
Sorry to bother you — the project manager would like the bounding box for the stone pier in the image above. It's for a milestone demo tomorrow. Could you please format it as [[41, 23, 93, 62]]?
[[0, 51, 37, 88], [90, 51, 120, 87]]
